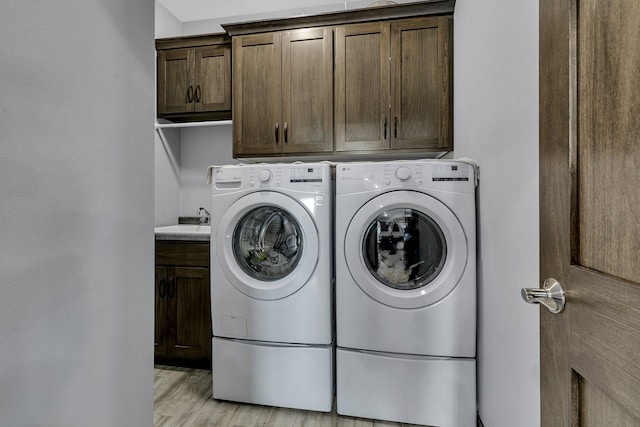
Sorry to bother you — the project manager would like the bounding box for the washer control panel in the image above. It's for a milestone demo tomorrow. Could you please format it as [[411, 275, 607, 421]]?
[[289, 166, 324, 183], [382, 164, 424, 187], [212, 164, 330, 193], [337, 161, 475, 195], [247, 167, 284, 188], [432, 164, 471, 182]]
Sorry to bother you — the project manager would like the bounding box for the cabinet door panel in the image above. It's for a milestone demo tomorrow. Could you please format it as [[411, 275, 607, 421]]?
[[195, 45, 231, 112], [391, 17, 452, 150], [335, 23, 390, 151], [233, 33, 282, 155], [154, 267, 168, 356], [168, 267, 211, 359], [157, 49, 194, 114], [282, 28, 333, 153]]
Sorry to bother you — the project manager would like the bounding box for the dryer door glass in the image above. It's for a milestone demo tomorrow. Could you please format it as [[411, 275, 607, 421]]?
[[362, 208, 447, 290], [232, 206, 303, 281]]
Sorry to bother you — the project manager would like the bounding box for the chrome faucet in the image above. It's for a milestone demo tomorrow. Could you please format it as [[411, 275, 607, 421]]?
[[197, 207, 210, 224]]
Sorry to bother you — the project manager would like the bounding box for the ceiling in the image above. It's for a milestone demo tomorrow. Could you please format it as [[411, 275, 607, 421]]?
[[156, 0, 401, 23]]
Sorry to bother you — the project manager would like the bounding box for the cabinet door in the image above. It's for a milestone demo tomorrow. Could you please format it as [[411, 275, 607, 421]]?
[[166, 267, 211, 360], [335, 22, 390, 152], [390, 17, 452, 150], [195, 45, 231, 113], [281, 28, 334, 153], [233, 33, 282, 156], [154, 267, 168, 357], [157, 48, 195, 115]]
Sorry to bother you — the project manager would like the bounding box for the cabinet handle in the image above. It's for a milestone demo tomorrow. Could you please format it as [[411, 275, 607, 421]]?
[[284, 122, 288, 143], [168, 277, 176, 299], [187, 85, 194, 103], [394, 116, 398, 139], [275, 122, 280, 144], [384, 117, 388, 140], [195, 85, 201, 103], [159, 279, 167, 299]]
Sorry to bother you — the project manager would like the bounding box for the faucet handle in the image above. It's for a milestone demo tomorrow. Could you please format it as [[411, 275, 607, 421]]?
[[197, 207, 211, 224]]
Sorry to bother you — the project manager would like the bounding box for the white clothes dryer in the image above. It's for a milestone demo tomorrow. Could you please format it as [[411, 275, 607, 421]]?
[[210, 163, 333, 412], [335, 160, 477, 426]]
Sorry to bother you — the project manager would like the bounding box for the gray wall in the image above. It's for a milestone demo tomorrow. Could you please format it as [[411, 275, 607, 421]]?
[[454, 1, 540, 426], [156, 0, 182, 38], [179, 125, 238, 217], [155, 127, 181, 225], [154, 125, 237, 224], [0, 1, 155, 425]]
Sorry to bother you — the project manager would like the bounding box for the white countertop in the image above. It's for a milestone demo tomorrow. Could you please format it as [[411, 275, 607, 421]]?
[[154, 224, 211, 241]]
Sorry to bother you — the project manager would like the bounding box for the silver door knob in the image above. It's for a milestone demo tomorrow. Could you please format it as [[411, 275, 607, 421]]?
[[521, 278, 565, 314]]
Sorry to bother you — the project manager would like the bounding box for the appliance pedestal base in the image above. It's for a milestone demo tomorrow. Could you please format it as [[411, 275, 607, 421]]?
[[213, 337, 334, 412], [337, 347, 476, 426]]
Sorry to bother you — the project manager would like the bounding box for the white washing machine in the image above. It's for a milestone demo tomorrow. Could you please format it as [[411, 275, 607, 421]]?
[[210, 163, 333, 412], [335, 160, 477, 426]]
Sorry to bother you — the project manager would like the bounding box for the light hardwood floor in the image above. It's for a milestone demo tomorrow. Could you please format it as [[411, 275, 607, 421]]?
[[153, 365, 421, 427]]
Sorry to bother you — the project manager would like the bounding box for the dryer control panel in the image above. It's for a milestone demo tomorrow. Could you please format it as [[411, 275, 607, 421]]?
[[337, 161, 476, 195]]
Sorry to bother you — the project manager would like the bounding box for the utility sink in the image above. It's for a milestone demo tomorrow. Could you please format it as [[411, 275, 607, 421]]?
[[154, 224, 211, 241]]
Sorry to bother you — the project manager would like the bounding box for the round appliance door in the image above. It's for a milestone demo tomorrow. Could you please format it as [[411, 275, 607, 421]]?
[[344, 191, 467, 309], [216, 191, 318, 300]]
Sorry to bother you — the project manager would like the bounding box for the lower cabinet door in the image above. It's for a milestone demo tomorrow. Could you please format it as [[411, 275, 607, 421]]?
[[155, 263, 211, 365], [154, 267, 169, 356], [166, 267, 211, 360]]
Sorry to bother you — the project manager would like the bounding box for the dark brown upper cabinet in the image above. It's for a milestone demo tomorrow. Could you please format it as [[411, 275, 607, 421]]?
[[231, 27, 334, 157], [223, 0, 455, 158], [156, 34, 231, 121], [335, 16, 453, 152]]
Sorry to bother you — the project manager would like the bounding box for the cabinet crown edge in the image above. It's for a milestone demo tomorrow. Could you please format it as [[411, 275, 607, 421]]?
[[156, 32, 230, 50], [222, 0, 454, 36]]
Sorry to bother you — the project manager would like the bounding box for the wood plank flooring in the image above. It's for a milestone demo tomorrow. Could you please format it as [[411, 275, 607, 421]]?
[[153, 365, 421, 427]]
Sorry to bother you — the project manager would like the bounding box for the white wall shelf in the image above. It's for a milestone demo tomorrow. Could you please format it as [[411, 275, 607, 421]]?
[[155, 120, 232, 130]]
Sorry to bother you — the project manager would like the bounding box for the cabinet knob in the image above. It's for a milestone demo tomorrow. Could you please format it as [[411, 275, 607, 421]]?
[[159, 279, 167, 299], [187, 85, 194, 103], [383, 117, 388, 140], [167, 277, 176, 299]]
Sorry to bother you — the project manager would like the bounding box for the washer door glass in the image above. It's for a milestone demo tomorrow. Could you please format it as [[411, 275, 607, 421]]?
[[233, 206, 303, 281], [362, 208, 446, 290], [215, 191, 319, 301], [344, 191, 467, 309]]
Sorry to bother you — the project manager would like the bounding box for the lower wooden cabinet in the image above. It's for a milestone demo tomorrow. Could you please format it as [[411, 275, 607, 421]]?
[[155, 241, 211, 367]]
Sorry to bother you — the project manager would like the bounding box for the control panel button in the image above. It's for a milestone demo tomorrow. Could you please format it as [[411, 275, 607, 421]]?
[[258, 169, 272, 183], [396, 166, 412, 181]]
